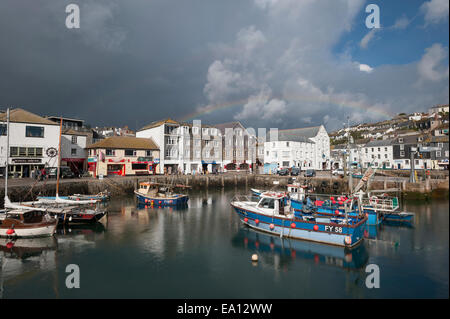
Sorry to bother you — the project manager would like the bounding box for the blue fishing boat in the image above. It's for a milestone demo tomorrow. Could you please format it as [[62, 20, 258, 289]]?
[[231, 192, 367, 248], [134, 182, 189, 206]]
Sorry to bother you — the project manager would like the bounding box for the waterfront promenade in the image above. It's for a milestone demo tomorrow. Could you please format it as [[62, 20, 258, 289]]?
[[1, 170, 448, 204]]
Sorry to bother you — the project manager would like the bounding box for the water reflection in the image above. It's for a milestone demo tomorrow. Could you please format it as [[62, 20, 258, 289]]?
[[232, 228, 369, 271]]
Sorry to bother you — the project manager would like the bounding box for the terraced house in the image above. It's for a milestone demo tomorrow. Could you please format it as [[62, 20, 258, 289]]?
[[137, 119, 223, 174]]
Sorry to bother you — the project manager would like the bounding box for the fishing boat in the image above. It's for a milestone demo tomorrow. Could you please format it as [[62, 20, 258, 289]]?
[[135, 182, 189, 206], [231, 192, 367, 248]]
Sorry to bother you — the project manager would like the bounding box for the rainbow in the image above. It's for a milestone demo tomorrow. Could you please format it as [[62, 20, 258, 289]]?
[[177, 94, 393, 122]]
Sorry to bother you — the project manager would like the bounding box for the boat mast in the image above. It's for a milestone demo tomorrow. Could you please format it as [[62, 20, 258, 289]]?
[[56, 117, 62, 197], [4, 108, 10, 202], [346, 116, 353, 194]]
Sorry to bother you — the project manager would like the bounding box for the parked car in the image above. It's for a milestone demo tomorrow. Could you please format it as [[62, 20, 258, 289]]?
[[277, 168, 289, 176], [304, 169, 316, 177], [332, 169, 345, 176], [48, 166, 76, 179], [290, 167, 300, 176]]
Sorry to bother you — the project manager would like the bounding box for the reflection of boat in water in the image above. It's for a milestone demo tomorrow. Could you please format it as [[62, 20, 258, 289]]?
[[0, 237, 57, 259], [56, 222, 107, 236], [137, 202, 188, 211], [232, 228, 369, 270]]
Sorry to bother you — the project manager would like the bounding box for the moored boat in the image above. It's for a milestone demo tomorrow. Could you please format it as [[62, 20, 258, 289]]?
[[231, 192, 367, 248], [135, 182, 189, 206], [0, 209, 58, 238]]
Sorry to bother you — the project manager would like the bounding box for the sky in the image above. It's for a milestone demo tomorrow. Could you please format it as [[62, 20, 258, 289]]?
[[0, 0, 448, 132]]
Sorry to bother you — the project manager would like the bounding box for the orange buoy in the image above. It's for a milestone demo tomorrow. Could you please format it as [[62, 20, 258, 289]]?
[[6, 241, 14, 249], [345, 236, 352, 245], [291, 223, 296, 228], [335, 210, 339, 215], [269, 223, 275, 230], [255, 219, 260, 225], [6, 229, 15, 235], [313, 225, 319, 231], [244, 217, 249, 223]]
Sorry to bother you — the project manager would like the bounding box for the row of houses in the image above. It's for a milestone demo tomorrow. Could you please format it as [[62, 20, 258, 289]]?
[[0, 108, 333, 177], [331, 134, 449, 170]]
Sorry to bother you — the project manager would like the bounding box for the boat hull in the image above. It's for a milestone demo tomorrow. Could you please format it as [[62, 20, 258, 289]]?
[[0, 223, 57, 238], [49, 211, 107, 224], [232, 204, 366, 248], [135, 191, 189, 206]]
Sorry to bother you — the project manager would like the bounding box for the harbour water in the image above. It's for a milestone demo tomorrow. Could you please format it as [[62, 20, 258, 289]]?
[[1, 188, 448, 298]]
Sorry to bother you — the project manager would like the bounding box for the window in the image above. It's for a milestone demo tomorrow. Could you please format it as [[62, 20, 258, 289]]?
[[438, 143, 443, 148], [378, 154, 381, 159], [10, 147, 18, 157], [405, 160, 409, 165], [400, 151, 405, 157], [19, 147, 26, 156], [385, 147, 388, 151], [106, 149, 115, 156], [0, 124, 6, 136], [286, 142, 289, 147], [71, 148, 77, 156], [124, 149, 136, 156], [132, 163, 147, 170], [71, 136, 77, 144], [436, 151, 441, 157], [26, 126, 44, 137], [378, 147, 380, 152], [384, 154, 388, 158], [146, 150, 152, 157], [400, 144, 404, 150]]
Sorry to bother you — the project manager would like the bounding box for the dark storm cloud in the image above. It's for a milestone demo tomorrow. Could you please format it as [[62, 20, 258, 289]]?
[[0, 0, 448, 132], [0, 0, 262, 129]]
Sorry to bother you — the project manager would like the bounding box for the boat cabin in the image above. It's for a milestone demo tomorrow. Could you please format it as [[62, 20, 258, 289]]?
[[287, 183, 306, 201], [258, 192, 291, 216], [0, 209, 48, 226]]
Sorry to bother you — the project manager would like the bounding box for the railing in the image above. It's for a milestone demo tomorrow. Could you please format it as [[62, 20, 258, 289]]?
[[231, 194, 259, 203], [361, 198, 399, 211]]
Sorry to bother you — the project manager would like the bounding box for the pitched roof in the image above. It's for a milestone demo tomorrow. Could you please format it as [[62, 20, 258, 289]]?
[[86, 136, 159, 150], [364, 139, 395, 147], [138, 118, 180, 131], [0, 108, 58, 125], [214, 121, 246, 135], [266, 126, 322, 143], [62, 128, 90, 136]]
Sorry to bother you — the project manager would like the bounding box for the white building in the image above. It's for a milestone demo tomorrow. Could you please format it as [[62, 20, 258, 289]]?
[[361, 139, 394, 169], [0, 108, 60, 178], [61, 128, 89, 174], [264, 125, 330, 170], [136, 119, 222, 174]]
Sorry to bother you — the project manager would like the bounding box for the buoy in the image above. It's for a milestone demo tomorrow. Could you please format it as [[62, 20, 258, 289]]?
[[269, 223, 275, 230], [332, 200, 336, 204], [345, 236, 352, 245], [6, 229, 15, 235], [291, 223, 296, 228], [338, 201, 343, 205], [335, 210, 339, 215], [255, 219, 259, 225], [159, 201, 161, 204], [244, 217, 249, 223], [251, 254, 258, 262], [330, 197, 334, 201], [6, 241, 14, 249], [313, 225, 319, 231]]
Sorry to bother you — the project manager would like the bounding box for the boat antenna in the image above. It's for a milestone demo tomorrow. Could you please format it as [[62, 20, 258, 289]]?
[[4, 108, 10, 203], [56, 117, 62, 198]]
